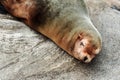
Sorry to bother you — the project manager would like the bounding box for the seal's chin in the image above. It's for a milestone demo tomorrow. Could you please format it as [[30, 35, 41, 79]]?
[[73, 49, 95, 63], [73, 34, 101, 63], [80, 53, 94, 63]]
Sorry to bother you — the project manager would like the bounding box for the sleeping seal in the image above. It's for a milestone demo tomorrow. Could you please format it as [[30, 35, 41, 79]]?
[[0, 0, 102, 63]]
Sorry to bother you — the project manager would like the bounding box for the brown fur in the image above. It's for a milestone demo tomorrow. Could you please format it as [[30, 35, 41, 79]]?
[[0, 0, 102, 63]]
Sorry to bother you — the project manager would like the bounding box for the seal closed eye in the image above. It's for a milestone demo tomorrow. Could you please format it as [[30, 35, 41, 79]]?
[[0, 0, 102, 63]]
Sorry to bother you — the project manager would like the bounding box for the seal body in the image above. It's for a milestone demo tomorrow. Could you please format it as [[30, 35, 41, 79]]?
[[0, 0, 102, 63]]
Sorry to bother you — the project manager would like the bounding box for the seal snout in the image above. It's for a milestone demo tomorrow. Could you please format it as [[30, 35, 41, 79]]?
[[73, 34, 101, 63], [81, 55, 91, 63], [80, 52, 94, 63]]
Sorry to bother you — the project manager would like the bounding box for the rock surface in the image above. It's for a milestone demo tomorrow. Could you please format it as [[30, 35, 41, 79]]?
[[0, 0, 120, 80]]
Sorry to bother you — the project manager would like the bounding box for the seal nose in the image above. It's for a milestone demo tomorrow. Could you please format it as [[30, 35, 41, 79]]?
[[82, 56, 88, 63]]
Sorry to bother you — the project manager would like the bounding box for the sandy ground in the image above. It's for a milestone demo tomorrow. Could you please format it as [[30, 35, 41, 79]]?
[[0, 0, 120, 80]]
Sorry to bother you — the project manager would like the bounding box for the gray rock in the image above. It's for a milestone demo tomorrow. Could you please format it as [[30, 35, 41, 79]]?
[[0, 0, 120, 80]]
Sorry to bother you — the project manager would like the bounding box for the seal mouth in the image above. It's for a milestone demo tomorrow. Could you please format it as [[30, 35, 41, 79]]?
[[81, 56, 90, 63], [82, 56, 91, 63], [78, 52, 95, 63]]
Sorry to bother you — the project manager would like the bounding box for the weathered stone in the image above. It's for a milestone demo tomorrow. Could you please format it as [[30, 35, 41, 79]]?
[[0, 0, 120, 80]]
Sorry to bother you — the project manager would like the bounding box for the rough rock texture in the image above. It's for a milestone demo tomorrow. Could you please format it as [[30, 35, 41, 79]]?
[[0, 0, 120, 80]]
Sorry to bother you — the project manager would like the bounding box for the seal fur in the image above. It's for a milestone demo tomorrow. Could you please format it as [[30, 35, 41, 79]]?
[[0, 0, 102, 63]]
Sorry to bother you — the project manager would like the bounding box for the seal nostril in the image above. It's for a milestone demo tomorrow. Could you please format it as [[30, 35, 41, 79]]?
[[83, 56, 88, 62]]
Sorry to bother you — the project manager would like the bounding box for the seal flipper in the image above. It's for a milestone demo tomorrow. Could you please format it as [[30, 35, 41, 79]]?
[[0, 4, 8, 14]]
